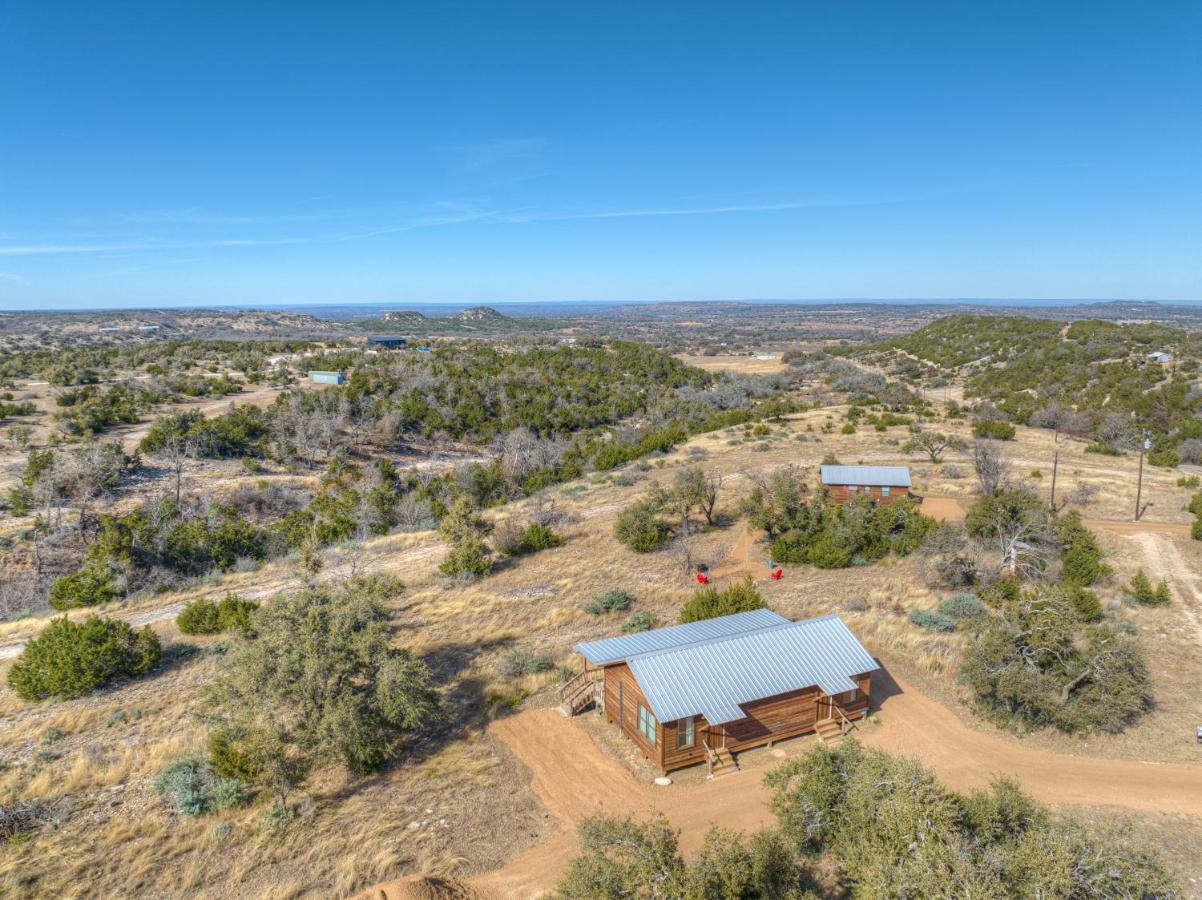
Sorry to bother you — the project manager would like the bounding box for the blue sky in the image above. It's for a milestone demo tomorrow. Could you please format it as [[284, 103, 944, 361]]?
[[1, 1, 1200, 309]]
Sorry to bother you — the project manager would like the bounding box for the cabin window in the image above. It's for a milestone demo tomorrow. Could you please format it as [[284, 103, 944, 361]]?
[[637, 704, 657, 745], [838, 688, 859, 704], [676, 716, 695, 749], [881, 486, 890, 497]]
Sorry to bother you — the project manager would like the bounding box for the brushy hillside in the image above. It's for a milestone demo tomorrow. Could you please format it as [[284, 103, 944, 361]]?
[[854, 315, 1202, 461]]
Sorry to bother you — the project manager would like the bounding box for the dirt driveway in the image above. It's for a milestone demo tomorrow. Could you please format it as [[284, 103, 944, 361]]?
[[362, 668, 1202, 900], [921, 496, 1190, 536]]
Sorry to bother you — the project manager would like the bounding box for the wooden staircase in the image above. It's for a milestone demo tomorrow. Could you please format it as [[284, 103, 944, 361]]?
[[815, 717, 845, 745], [558, 669, 603, 716], [815, 701, 858, 745], [704, 743, 738, 778]]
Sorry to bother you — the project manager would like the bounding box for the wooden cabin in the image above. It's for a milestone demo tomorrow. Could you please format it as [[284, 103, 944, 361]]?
[[820, 465, 911, 505], [560, 610, 877, 775]]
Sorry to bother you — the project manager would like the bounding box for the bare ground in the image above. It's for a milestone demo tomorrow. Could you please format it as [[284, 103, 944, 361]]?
[[363, 666, 1202, 900]]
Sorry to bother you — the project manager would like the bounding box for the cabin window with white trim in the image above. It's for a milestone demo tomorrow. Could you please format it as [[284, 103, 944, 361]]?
[[881, 486, 890, 497], [637, 704, 657, 745], [676, 716, 695, 749]]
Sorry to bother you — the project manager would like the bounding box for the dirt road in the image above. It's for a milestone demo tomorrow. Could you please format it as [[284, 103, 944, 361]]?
[[921, 496, 1190, 536], [708, 523, 772, 582], [363, 668, 1202, 900]]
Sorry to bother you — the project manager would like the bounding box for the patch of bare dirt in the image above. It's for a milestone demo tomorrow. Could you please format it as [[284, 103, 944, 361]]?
[[362, 668, 1202, 899]]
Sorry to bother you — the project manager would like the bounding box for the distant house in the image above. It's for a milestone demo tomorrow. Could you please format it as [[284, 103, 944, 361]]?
[[308, 370, 346, 385], [137, 324, 160, 332], [560, 610, 877, 775], [367, 336, 407, 349], [820, 465, 911, 504], [1147, 351, 1173, 364]]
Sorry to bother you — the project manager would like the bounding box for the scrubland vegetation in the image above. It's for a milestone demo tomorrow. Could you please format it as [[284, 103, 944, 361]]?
[[0, 309, 1199, 896], [560, 741, 1173, 899]]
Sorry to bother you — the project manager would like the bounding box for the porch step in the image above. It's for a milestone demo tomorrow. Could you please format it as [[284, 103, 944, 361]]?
[[815, 718, 845, 745], [708, 747, 739, 778]]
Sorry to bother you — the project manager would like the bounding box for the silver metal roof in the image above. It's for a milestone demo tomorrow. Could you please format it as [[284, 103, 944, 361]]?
[[575, 608, 789, 666], [820, 464, 911, 487], [626, 613, 879, 726]]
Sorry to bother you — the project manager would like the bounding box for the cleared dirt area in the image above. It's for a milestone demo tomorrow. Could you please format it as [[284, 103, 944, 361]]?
[[919, 495, 966, 522], [364, 666, 1202, 899], [677, 353, 787, 374]]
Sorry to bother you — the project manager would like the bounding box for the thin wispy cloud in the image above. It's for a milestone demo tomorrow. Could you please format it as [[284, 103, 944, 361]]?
[[0, 272, 26, 282], [502, 197, 894, 223], [105, 207, 322, 227], [0, 192, 898, 257]]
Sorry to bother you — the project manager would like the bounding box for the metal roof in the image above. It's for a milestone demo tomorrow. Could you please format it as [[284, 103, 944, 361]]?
[[626, 613, 879, 726], [575, 608, 789, 666], [820, 464, 911, 487]]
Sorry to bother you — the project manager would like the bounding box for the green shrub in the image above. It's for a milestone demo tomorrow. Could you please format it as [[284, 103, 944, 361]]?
[[177, 595, 259, 636], [1177, 475, 1200, 488], [1125, 570, 1171, 606], [841, 423, 856, 435], [585, 590, 634, 616], [1065, 584, 1103, 622], [621, 611, 654, 633], [207, 728, 266, 781], [176, 599, 222, 635], [962, 586, 1150, 733], [1148, 447, 1179, 468], [679, 576, 766, 624], [217, 586, 437, 775], [972, 419, 1016, 440], [1084, 442, 1121, 456], [215, 595, 258, 635], [1054, 513, 1110, 586], [1123, 570, 1154, 605], [507, 522, 564, 556], [438, 536, 493, 578], [937, 593, 986, 621], [7, 616, 161, 701], [48, 568, 120, 611], [613, 499, 673, 552], [770, 497, 934, 569], [765, 742, 1173, 897], [910, 610, 956, 632], [152, 756, 248, 817]]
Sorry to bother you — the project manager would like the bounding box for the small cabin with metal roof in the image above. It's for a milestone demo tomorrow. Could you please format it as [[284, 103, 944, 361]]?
[[820, 464, 911, 505], [559, 610, 877, 775]]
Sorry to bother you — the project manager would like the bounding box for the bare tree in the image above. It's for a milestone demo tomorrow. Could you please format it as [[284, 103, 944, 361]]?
[[669, 531, 700, 575], [148, 430, 197, 506], [970, 440, 1010, 497], [979, 500, 1054, 579], [699, 470, 723, 526]]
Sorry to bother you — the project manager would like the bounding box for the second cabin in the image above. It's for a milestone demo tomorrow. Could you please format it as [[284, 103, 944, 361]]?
[[820, 464, 911, 505]]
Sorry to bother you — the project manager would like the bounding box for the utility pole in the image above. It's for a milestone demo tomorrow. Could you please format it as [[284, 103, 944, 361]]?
[[1049, 430, 1059, 511], [1135, 436, 1151, 521]]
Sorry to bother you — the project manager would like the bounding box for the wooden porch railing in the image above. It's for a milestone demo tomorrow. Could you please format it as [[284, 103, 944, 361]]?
[[558, 668, 603, 714]]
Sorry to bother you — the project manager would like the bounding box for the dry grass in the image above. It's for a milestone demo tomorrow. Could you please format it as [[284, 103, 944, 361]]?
[[2, 402, 1201, 895]]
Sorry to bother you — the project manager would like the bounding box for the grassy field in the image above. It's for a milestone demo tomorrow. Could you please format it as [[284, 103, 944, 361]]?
[[2, 402, 1201, 897]]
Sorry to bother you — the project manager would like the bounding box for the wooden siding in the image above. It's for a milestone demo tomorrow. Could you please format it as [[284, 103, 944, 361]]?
[[602, 663, 663, 767], [826, 484, 909, 505], [604, 665, 875, 773]]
